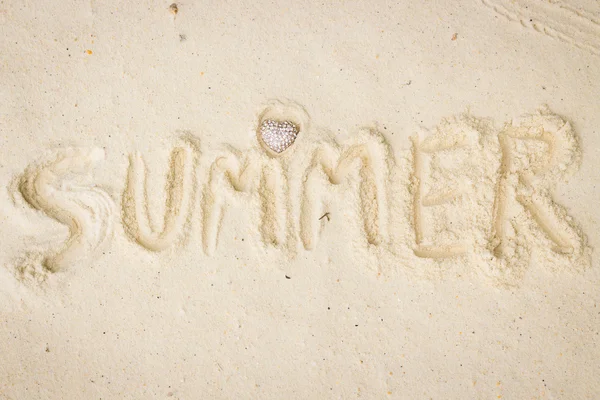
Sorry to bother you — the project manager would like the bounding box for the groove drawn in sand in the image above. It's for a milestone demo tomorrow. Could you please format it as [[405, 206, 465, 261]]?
[[7, 102, 591, 284], [411, 134, 467, 259], [481, 0, 600, 55], [18, 148, 115, 272], [491, 109, 585, 259], [258, 163, 286, 246], [299, 129, 390, 250], [202, 150, 285, 255], [410, 108, 588, 273], [122, 142, 197, 251]]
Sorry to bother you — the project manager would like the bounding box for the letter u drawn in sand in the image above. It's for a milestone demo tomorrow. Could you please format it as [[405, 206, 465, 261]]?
[[122, 144, 196, 251]]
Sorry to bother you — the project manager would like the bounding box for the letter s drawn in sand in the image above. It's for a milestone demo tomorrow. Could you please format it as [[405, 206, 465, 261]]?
[[18, 148, 115, 272]]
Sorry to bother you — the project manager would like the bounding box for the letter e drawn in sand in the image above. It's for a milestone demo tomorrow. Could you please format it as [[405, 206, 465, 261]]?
[[411, 123, 472, 259]]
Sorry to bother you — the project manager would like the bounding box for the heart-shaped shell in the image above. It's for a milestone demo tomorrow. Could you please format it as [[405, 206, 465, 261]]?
[[259, 119, 299, 154]]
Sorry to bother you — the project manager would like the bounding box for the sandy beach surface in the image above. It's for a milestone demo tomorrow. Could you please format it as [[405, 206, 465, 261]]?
[[1, 0, 599, 398]]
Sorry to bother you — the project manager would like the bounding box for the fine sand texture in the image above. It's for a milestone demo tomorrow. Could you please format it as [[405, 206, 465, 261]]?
[[1, 0, 599, 398]]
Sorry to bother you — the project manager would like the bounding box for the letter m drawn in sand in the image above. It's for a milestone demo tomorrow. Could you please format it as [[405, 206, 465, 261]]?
[[202, 148, 285, 255], [299, 129, 391, 250]]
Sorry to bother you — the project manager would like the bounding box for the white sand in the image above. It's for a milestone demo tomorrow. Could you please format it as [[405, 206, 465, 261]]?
[[1, 0, 599, 398]]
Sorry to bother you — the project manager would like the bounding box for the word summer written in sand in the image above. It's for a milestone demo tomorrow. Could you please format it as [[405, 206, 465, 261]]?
[[11, 102, 591, 284]]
